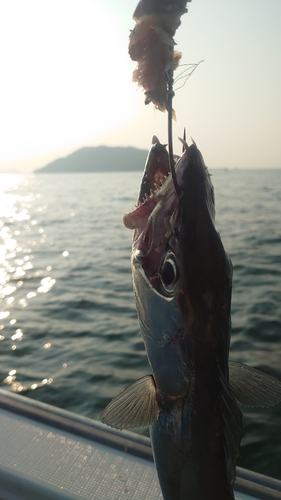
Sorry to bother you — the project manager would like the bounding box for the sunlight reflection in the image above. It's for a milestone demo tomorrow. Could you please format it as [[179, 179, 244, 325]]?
[[23, 261, 33, 270], [12, 383, 25, 392], [0, 312, 10, 319], [0, 274, 7, 288], [3, 374, 16, 384], [0, 175, 24, 215], [12, 267, 26, 279], [6, 251, 16, 259], [1, 286, 16, 296], [3, 375, 54, 393], [5, 297, 14, 305], [37, 277, 56, 294], [11, 329, 23, 341], [1, 175, 56, 398]]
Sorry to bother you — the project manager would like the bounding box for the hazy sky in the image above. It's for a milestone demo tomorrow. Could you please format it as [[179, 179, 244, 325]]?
[[1, 0, 281, 172]]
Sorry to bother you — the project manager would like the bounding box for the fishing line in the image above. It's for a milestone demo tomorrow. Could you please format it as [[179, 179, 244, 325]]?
[[167, 47, 182, 197], [174, 60, 204, 91]]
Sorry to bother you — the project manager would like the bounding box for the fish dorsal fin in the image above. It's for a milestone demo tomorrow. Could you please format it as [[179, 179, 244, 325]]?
[[100, 375, 159, 430], [229, 361, 281, 407]]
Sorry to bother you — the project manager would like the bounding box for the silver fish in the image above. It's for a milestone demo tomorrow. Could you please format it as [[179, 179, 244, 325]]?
[[101, 136, 281, 500]]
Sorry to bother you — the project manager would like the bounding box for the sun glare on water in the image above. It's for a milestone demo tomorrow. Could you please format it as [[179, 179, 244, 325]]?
[[0, 175, 55, 392], [0, 1, 138, 166]]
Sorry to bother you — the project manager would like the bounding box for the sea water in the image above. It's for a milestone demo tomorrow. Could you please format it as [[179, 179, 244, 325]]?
[[0, 169, 280, 479]]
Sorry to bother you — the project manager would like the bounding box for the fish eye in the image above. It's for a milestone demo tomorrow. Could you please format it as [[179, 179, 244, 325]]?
[[160, 253, 179, 294]]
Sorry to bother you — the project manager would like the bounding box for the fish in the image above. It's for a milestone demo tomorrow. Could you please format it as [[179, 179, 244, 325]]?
[[101, 136, 281, 500]]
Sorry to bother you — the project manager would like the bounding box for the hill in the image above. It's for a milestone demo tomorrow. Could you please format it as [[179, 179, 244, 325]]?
[[34, 146, 148, 173]]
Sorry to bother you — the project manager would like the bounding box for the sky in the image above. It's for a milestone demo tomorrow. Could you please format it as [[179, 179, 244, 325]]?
[[1, 0, 281, 173]]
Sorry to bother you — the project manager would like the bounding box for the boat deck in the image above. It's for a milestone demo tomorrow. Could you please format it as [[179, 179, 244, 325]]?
[[0, 389, 280, 500]]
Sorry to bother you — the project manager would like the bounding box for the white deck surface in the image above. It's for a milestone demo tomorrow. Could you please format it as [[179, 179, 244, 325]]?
[[0, 404, 257, 500]]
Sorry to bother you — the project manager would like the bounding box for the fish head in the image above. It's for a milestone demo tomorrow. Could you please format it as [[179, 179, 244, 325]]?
[[175, 141, 233, 376], [124, 137, 232, 401]]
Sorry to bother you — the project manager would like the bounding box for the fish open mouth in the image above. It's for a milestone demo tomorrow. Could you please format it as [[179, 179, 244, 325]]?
[[124, 136, 212, 233], [123, 136, 183, 230], [123, 136, 175, 231], [137, 135, 171, 205]]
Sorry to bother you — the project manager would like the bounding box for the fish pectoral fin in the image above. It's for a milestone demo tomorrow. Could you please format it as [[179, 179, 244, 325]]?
[[229, 360, 281, 407], [100, 375, 159, 430]]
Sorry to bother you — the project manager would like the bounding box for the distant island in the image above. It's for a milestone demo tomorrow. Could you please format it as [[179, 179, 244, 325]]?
[[34, 146, 148, 173]]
